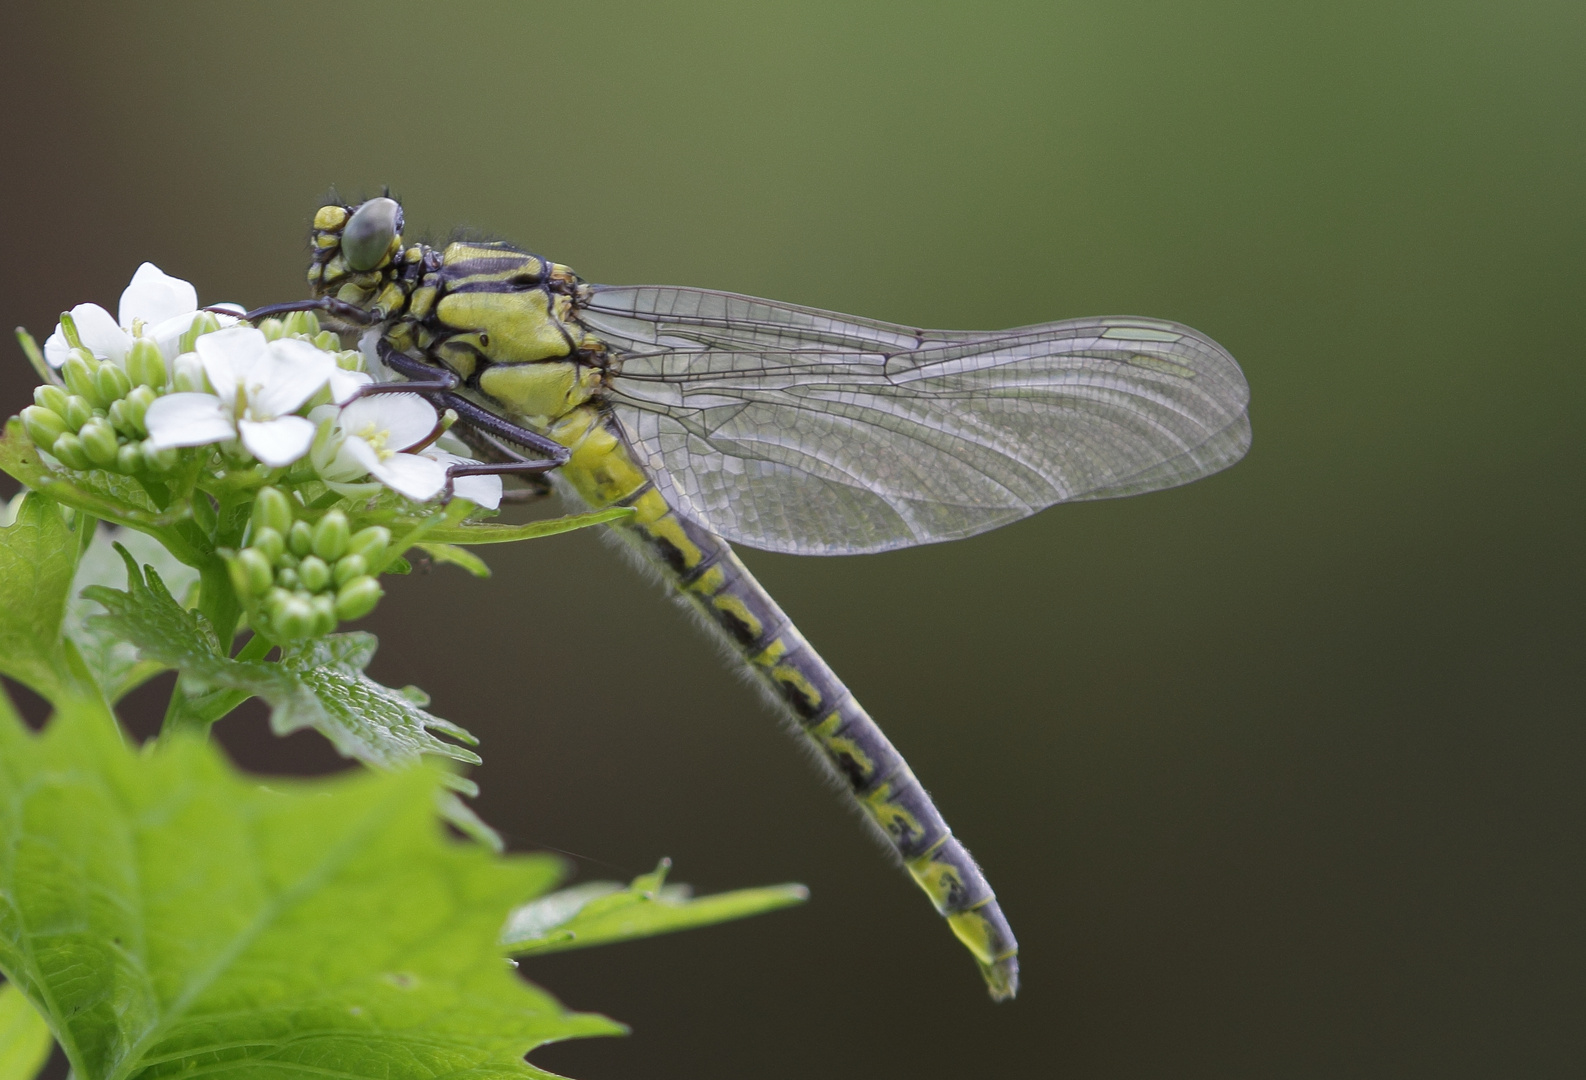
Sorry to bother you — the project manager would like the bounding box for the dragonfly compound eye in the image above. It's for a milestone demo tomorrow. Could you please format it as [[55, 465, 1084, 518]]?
[[342, 197, 404, 272]]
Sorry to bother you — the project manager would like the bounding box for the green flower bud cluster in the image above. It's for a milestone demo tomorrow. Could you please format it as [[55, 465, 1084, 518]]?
[[227, 486, 389, 640], [21, 340, 179, 473], [257, 312, 363, 373]]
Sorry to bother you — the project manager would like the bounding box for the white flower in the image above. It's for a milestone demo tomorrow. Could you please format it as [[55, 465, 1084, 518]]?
[[42, 263, 239, 369], [143, 326, 334, 467], [314, 394, 447, 502]]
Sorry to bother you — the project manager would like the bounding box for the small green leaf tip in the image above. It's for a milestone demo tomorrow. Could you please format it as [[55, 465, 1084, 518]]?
[[502, 859, 807, 957]]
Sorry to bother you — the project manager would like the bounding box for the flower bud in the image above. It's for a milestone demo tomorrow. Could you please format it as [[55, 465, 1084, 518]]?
[[270, 593, 316, 640], [298, 554, 331, 592], [142, 442, 179, 472], [107, 400, 133, 437], [125, 337, 168, 389], [310, 510, 350, 562], [50, 433, 90, 469], [34, 384, 70, 415], [250, 526, 285, 564], [274, 550, 299, 571], [95, 361, 132, 404], [179, 311, 221, 354], [120, 386, 156, 436], [335, 575, 383, 621], [313, 330, 341, 352], [231, 548, 275, 597], [259, 318, 285, 342], [288, 519, 314, 557], [57, 311, 85, 348], [333, 553, 368, 586], [62, 395, 95, 432], [21, 405, 69, 449], [346, 525, 391, 567], [282, 310, 320, 338], [276, 566, 300, 590], [115, 442, 142, 474], [226, 555, 252, 599], [62, 351, 102, 407], [252, 486, 295, 535], [79, 419, 120, 467], [172, 353, 207, 393], [310, 594, 338, 636], [336, 350, 363, 371]]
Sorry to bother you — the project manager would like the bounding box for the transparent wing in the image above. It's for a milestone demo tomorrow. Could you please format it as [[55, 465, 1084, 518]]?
[[581, 284, 1251, 555]]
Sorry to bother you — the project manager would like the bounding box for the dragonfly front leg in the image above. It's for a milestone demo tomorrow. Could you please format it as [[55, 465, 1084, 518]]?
[[447, 426, 557, 504], [439, 458, 562, 500], [227, 297, 383, 325], [372, 340, 572, 467], [363, 339, 573, 493]]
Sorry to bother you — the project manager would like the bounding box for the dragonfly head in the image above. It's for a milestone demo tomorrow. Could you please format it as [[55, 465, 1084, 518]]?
[[306, 196, 411, 315]]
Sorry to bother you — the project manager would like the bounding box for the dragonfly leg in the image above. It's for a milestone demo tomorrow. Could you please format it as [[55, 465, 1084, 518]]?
[[349, 378, 460, 398], [433, 391, 571, 463], [229, 297, 382, 325], [440, 457, 564, 500], [371, 338, 571, 463], [375, 343, 457, 386], [498, 479, 555, 504], [446, 426, 556, 503]]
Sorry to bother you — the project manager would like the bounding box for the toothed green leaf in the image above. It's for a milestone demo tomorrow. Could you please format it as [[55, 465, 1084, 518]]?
[[0, 708, 623, 1080]]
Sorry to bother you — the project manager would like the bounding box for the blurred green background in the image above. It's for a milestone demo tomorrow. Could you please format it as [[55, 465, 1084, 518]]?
[[2, 1, 1583, 1076]]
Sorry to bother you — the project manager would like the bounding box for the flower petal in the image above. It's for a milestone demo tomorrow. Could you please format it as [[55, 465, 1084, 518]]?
[[358, 328, 395, 380], [328, 368, 373, 405], [338, 393, 438, 450], [238, 415, 316, 467], [248, 338, 334, 417], [43, 329, 69, 368], [144, 392, 236, 449], [452, 473, 503, 509], [315, 435, 368, 484], [423, 449, 502, 510], [344, 438, 446, 501], [196, 326, 269, 405], [69, 304, 131, 366], [147, 311, 202, 361], [318, 438, 384, 493], [118, 263, 198, 328]]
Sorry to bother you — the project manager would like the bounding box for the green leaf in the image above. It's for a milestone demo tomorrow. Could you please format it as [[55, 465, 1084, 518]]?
[[0, 706, 623, 1080], [502, 859, 807, 957], [82, 551, 480, 770], [67, 527, 200, 702], [14, 328, 57, 388], [0, 493, 80, 700], [415, 543, 492, 578], [0, 420, 191, 533], [403, 506, 636, 546], [0, 983, 53, 1080]]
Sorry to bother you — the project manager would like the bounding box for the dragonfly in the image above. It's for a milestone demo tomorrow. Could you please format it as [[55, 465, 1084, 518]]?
[[246, 196, 1252, 1000]]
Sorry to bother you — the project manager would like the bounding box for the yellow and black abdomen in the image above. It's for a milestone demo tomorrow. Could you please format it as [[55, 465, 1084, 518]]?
[[551, 407, 1021, 999]]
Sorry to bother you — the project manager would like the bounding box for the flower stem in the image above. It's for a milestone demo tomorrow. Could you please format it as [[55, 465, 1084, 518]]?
[[159, 554, 244, 739]]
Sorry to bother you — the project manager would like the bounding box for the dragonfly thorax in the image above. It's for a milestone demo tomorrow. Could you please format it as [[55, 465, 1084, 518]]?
[[403, 240, 606, 422], [309, 198, 608, 425]]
